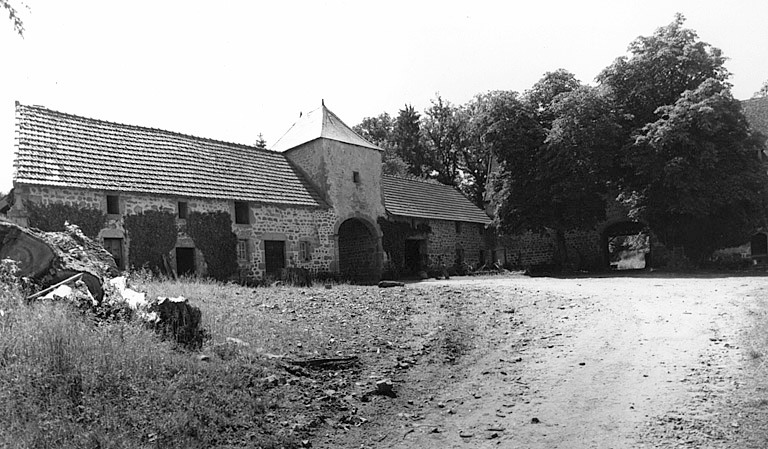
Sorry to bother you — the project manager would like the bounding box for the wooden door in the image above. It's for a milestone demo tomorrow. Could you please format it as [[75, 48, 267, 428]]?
[[264, 240, 285, 275]]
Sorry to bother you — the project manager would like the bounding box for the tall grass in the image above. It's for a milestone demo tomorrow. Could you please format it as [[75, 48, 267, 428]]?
[[0, 271, 296, 449]]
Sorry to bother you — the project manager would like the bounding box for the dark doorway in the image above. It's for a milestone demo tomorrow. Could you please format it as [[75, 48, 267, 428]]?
[[176, 247, 195, 276], [602, 221, 650, 270], [751, 233, 768, 257], [338, 218, 379, 284], [264, 240, 285, 275], [404, 239, 424, 274], [103, 238, 123, 269]]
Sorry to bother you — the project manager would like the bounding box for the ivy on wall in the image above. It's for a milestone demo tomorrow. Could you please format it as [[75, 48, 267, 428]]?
[[25, 200, 107, 238], [187, 211, 238, 281], [377, 216, 431, 276], [124, 210, 177, 272]]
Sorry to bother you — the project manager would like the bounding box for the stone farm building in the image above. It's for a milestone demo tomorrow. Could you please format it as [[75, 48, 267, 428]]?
[[5, 102, 491, 283]]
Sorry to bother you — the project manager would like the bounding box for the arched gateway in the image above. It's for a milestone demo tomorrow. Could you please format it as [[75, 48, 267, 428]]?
[[337, 217, 381, 284], [602, 221, 651, 270]]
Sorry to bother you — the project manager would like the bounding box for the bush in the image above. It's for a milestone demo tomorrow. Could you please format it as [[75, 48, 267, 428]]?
[[25, 201, 106, 239], [124, 211, 177, 273], [186, 212, 238, 281]]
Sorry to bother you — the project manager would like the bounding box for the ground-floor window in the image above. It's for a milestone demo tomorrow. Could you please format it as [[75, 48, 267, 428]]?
[[237, 239, 249, 263], [264, 240, 285, 275], [299, 240, 312, 262]]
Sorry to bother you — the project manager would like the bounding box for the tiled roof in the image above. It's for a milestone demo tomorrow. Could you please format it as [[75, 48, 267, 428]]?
[[743, 97, 768, 137], [381, 175, 491, 224], [271, 103, 381, 152], [13, 103, 325, 207]]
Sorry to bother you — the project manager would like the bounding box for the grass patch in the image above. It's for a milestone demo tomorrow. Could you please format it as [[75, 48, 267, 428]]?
[[0, 283, 296, 449]]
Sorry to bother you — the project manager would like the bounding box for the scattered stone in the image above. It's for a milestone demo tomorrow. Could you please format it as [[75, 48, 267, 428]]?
[[226, 337, 250, 347], [378, 280, 405, 288], [531, 417, 540, 424], [375, 378, 396, 398], [197, 354, 211, 362], [459, 431, 474, 438], [579, 362, 586, 366]]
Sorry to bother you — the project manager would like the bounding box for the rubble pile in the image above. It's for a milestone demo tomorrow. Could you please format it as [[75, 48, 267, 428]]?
[[1, 220, 206, 349]]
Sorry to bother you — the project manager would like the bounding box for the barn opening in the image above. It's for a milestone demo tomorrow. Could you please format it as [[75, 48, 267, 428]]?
[[338, 218, 379, 284], [403, 238, 426, 275], [751, 233, 768, 258], [175, 247, 195, 276], [264, 240, 286, 275], [603, 221, 651, 270]]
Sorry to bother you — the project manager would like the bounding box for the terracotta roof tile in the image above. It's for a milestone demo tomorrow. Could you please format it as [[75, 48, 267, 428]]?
[[381, 175, 491, 224], [13, 103, 325, 207]]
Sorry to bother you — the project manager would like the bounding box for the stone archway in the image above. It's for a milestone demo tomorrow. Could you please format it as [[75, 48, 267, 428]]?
[[337, 217, 381, 284], [602, 221, 651, 270]]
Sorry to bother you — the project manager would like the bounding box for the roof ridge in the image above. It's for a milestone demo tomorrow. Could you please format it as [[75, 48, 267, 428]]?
[[382, 174, 447, 186], [322, 105, 381, 150], [16, 102, 279, 156]]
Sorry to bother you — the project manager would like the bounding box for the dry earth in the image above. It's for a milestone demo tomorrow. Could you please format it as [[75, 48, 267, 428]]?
[[305, 273, 768, 448]]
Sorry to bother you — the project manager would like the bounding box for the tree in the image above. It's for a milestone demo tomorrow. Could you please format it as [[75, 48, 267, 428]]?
[[524, 69, 581, 128], [597, 14, 728, 130], [392, 104, 430, 177], [1, 0, 24, 36], [421, 94, 467, 185], [353, 113, 410, 176], [253, 133, 267, 150], [624, 79, 768, 262], [597, 15, 768, 262], [490, 84, 624, 266], [753, 80, 768, 99]]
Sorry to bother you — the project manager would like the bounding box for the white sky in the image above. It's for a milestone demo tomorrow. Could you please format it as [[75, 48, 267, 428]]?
[[2, 0, 768, 193]]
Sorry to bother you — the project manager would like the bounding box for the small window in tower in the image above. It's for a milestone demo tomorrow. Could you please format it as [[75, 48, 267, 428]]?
[[234, 201, 249, 224], [106, 195, 120, 215], [353, 171, 360, 183], [455, 221, 462, 234], [178, 201, 188, 219]]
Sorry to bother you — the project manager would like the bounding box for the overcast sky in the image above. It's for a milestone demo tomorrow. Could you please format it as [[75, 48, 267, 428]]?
[[2, 0, 768, 193]]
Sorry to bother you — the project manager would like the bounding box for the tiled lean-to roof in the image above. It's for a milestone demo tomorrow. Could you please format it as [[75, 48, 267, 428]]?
[[13, 103, 325, 207], [381, 175, 491, 225], [271, 102, 382, 153]]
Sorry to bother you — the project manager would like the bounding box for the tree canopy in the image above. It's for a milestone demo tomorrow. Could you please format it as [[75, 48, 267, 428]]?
[[353, 15, 768, 265]]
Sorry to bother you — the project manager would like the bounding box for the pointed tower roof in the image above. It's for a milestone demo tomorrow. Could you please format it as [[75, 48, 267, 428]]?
[[271, 102, 382, 152]]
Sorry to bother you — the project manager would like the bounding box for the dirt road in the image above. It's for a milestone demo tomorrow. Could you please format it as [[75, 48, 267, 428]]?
[[370, 274, 768, 448]]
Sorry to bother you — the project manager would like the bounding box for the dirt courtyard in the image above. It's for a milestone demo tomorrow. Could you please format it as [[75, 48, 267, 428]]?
[[337, 273, 768, 449]]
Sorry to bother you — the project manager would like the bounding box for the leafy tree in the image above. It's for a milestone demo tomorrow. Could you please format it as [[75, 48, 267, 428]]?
[[754, 80, 768, 99], [595, 15, 768, 262], [597, 13, 728, 130], [624, 79, 768, 262], [525, 69, 581, 127], [1, 0, 24, 36], [490, 83, 624, 265], [353, 113, 410, 176], [422, 94, 467, 185], [392, 104, 430, 177]]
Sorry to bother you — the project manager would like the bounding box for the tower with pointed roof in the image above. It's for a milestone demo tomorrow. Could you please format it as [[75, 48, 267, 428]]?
[[272, 102, 385, 283]]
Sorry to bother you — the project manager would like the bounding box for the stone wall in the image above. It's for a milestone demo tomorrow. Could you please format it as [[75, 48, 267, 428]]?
[[10, 184, 338, 280], [426, 219, 487, 270], [492, 229, 601, 269]]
